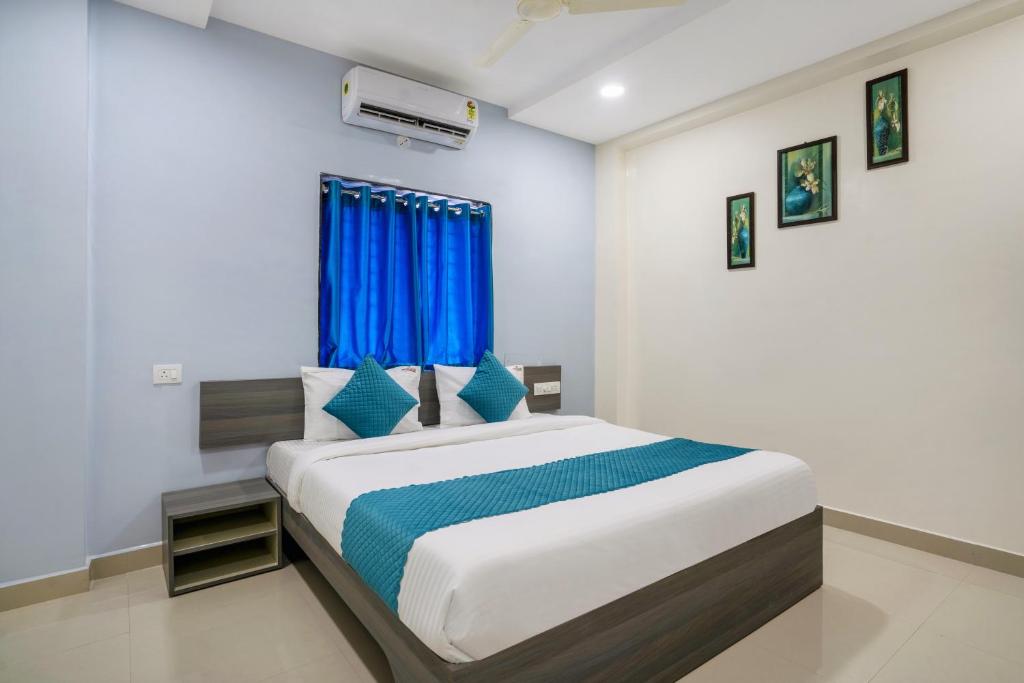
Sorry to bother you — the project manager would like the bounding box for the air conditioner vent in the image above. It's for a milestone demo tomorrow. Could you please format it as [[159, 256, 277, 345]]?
[[358, 103, 419, 127], [420, 118, 470, 140], [358, 103, 471, 141], [343, 68, 478, 149]]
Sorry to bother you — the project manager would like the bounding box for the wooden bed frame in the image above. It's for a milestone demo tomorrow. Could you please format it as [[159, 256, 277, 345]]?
[[199, 368, 823, 682]]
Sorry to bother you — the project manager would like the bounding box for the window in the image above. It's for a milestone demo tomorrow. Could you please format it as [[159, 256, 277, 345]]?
[[318, 177, 493, 368]]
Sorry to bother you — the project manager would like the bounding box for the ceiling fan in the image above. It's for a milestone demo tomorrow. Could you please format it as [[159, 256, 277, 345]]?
[[476, 0, 687, 68]]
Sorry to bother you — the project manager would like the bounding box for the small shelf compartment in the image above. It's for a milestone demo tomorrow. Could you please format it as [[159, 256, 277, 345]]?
[[173, 536, 279, 593], [162, 479, 282, 597], [172, 502, 277, 556]]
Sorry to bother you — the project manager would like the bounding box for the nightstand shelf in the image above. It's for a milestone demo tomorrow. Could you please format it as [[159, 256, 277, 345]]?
[[172, 504, 277, 555], [162, 479, 281, 596], [174, 537, 279, 592]]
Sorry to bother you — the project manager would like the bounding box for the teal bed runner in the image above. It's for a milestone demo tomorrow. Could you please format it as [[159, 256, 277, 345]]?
[[340, 437, 754, 611]]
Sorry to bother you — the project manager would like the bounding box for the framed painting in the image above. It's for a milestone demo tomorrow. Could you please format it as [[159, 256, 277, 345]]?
[[866, 68, 909, 169], [726, 192, 755, 270], [777, 136, 838, 228]]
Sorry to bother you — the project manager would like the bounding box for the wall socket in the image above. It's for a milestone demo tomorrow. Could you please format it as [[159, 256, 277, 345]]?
[[534, 381, 561, 396], [153, 364, 183, 385]]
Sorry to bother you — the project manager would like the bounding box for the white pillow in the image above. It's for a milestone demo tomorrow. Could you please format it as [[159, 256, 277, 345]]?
[[301, 365, 423, 441], [433, 363, 531, 427]]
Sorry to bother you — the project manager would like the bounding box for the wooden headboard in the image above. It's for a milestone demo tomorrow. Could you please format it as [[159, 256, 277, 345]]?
[[199, 366, 561, 449]]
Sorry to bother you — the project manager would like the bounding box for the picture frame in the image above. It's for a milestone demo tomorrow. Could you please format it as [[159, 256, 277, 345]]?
[[777, 135, 838, 228], [866, 68, 909, 169], [726, 192, 755, 270]]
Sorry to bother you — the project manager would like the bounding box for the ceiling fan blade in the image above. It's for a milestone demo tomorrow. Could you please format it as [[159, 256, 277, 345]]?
[[475, 20, 533, 68], [566, 0, 686, 14]]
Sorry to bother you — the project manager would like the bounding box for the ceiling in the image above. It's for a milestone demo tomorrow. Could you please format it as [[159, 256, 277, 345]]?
[[115, 0, 981, 144]]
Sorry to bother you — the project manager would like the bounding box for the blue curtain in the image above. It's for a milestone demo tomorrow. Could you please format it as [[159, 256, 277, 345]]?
[[319, 179, 492, 369]]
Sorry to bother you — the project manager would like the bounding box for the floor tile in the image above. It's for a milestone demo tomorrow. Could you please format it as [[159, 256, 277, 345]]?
[[869, 629, 1024, 683], [126, 565, 165, 595], [918, 582, 1024, 665], [963, 564, 1024, 601], [823, 541, 959, 624], [0, 593, 128, 665], [743, 586, 919, 683], [128, 585, 231, 637], [0, 633, 129, 683], [258, 651, 367, 683], [679, 634, 821, 682], [129, 565, 308, 638], [290, 559, 392, 682], [132, 581, 327, 649], [823, 526, 972, 580], [0, 581, 125, 637], [89, 573, 128, 595], [130, 604, 342, 683]]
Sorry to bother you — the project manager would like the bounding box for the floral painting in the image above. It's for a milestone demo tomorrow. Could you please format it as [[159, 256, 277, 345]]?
[[726, 192, 755, 270], [777, 136, 838, 228], [866, 68, 909, 169]]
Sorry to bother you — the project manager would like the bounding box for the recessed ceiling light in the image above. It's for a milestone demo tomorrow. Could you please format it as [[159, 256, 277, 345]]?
[[600, 83, 625, 99]]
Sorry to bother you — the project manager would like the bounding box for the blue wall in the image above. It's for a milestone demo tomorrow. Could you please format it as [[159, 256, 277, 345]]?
[[0, 0, 90, 583], [87, 2, 595, 557]]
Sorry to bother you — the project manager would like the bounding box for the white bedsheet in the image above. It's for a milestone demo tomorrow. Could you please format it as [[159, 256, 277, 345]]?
[[267, 416, 816, 663]]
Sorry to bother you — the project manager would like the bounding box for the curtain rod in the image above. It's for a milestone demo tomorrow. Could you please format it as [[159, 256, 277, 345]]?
[[321, 173, 488, 207], [321, 184, 485, 216]]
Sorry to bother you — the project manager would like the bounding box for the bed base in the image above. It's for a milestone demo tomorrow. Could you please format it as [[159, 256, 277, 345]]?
[[273, 478, 821, 683]]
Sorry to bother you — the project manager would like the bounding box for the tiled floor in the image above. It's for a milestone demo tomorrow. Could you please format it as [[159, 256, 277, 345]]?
[[1, 527, 1022, 682]]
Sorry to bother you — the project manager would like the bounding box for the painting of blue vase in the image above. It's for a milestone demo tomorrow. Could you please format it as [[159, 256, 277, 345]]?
[[784, 185, 813, 216], [866, 68, 909, 169], [727, 192, 755, 270], [873, 115, 891, 156], [777, 136, 838, 228]]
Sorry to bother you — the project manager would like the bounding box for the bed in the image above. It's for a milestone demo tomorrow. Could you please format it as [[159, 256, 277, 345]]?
[[199, 368, 821, 682]]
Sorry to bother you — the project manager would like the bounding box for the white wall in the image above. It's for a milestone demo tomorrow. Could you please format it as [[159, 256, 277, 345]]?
[[597, 16, 1024, 554], [0, 0, 90, 583]]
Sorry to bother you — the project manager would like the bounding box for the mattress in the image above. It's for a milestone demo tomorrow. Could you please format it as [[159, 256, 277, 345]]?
[[267, 415, 817, 663], [266, 438, 322, 496]]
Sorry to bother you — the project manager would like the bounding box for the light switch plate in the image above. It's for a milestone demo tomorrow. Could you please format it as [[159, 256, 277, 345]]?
[[153, 364, 183, 385], [534, 381, 561, 396]]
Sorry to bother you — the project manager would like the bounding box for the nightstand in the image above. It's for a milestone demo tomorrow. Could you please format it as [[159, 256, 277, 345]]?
[[161, 478, 282, 597]]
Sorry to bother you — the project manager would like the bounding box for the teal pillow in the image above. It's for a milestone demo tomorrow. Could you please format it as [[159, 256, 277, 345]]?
[[323, 356, 417, 438], [457, 351, 529, 423]]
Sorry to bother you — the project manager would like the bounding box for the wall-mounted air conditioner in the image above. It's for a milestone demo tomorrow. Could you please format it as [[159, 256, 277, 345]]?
[[341, 66, 478, 149]]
